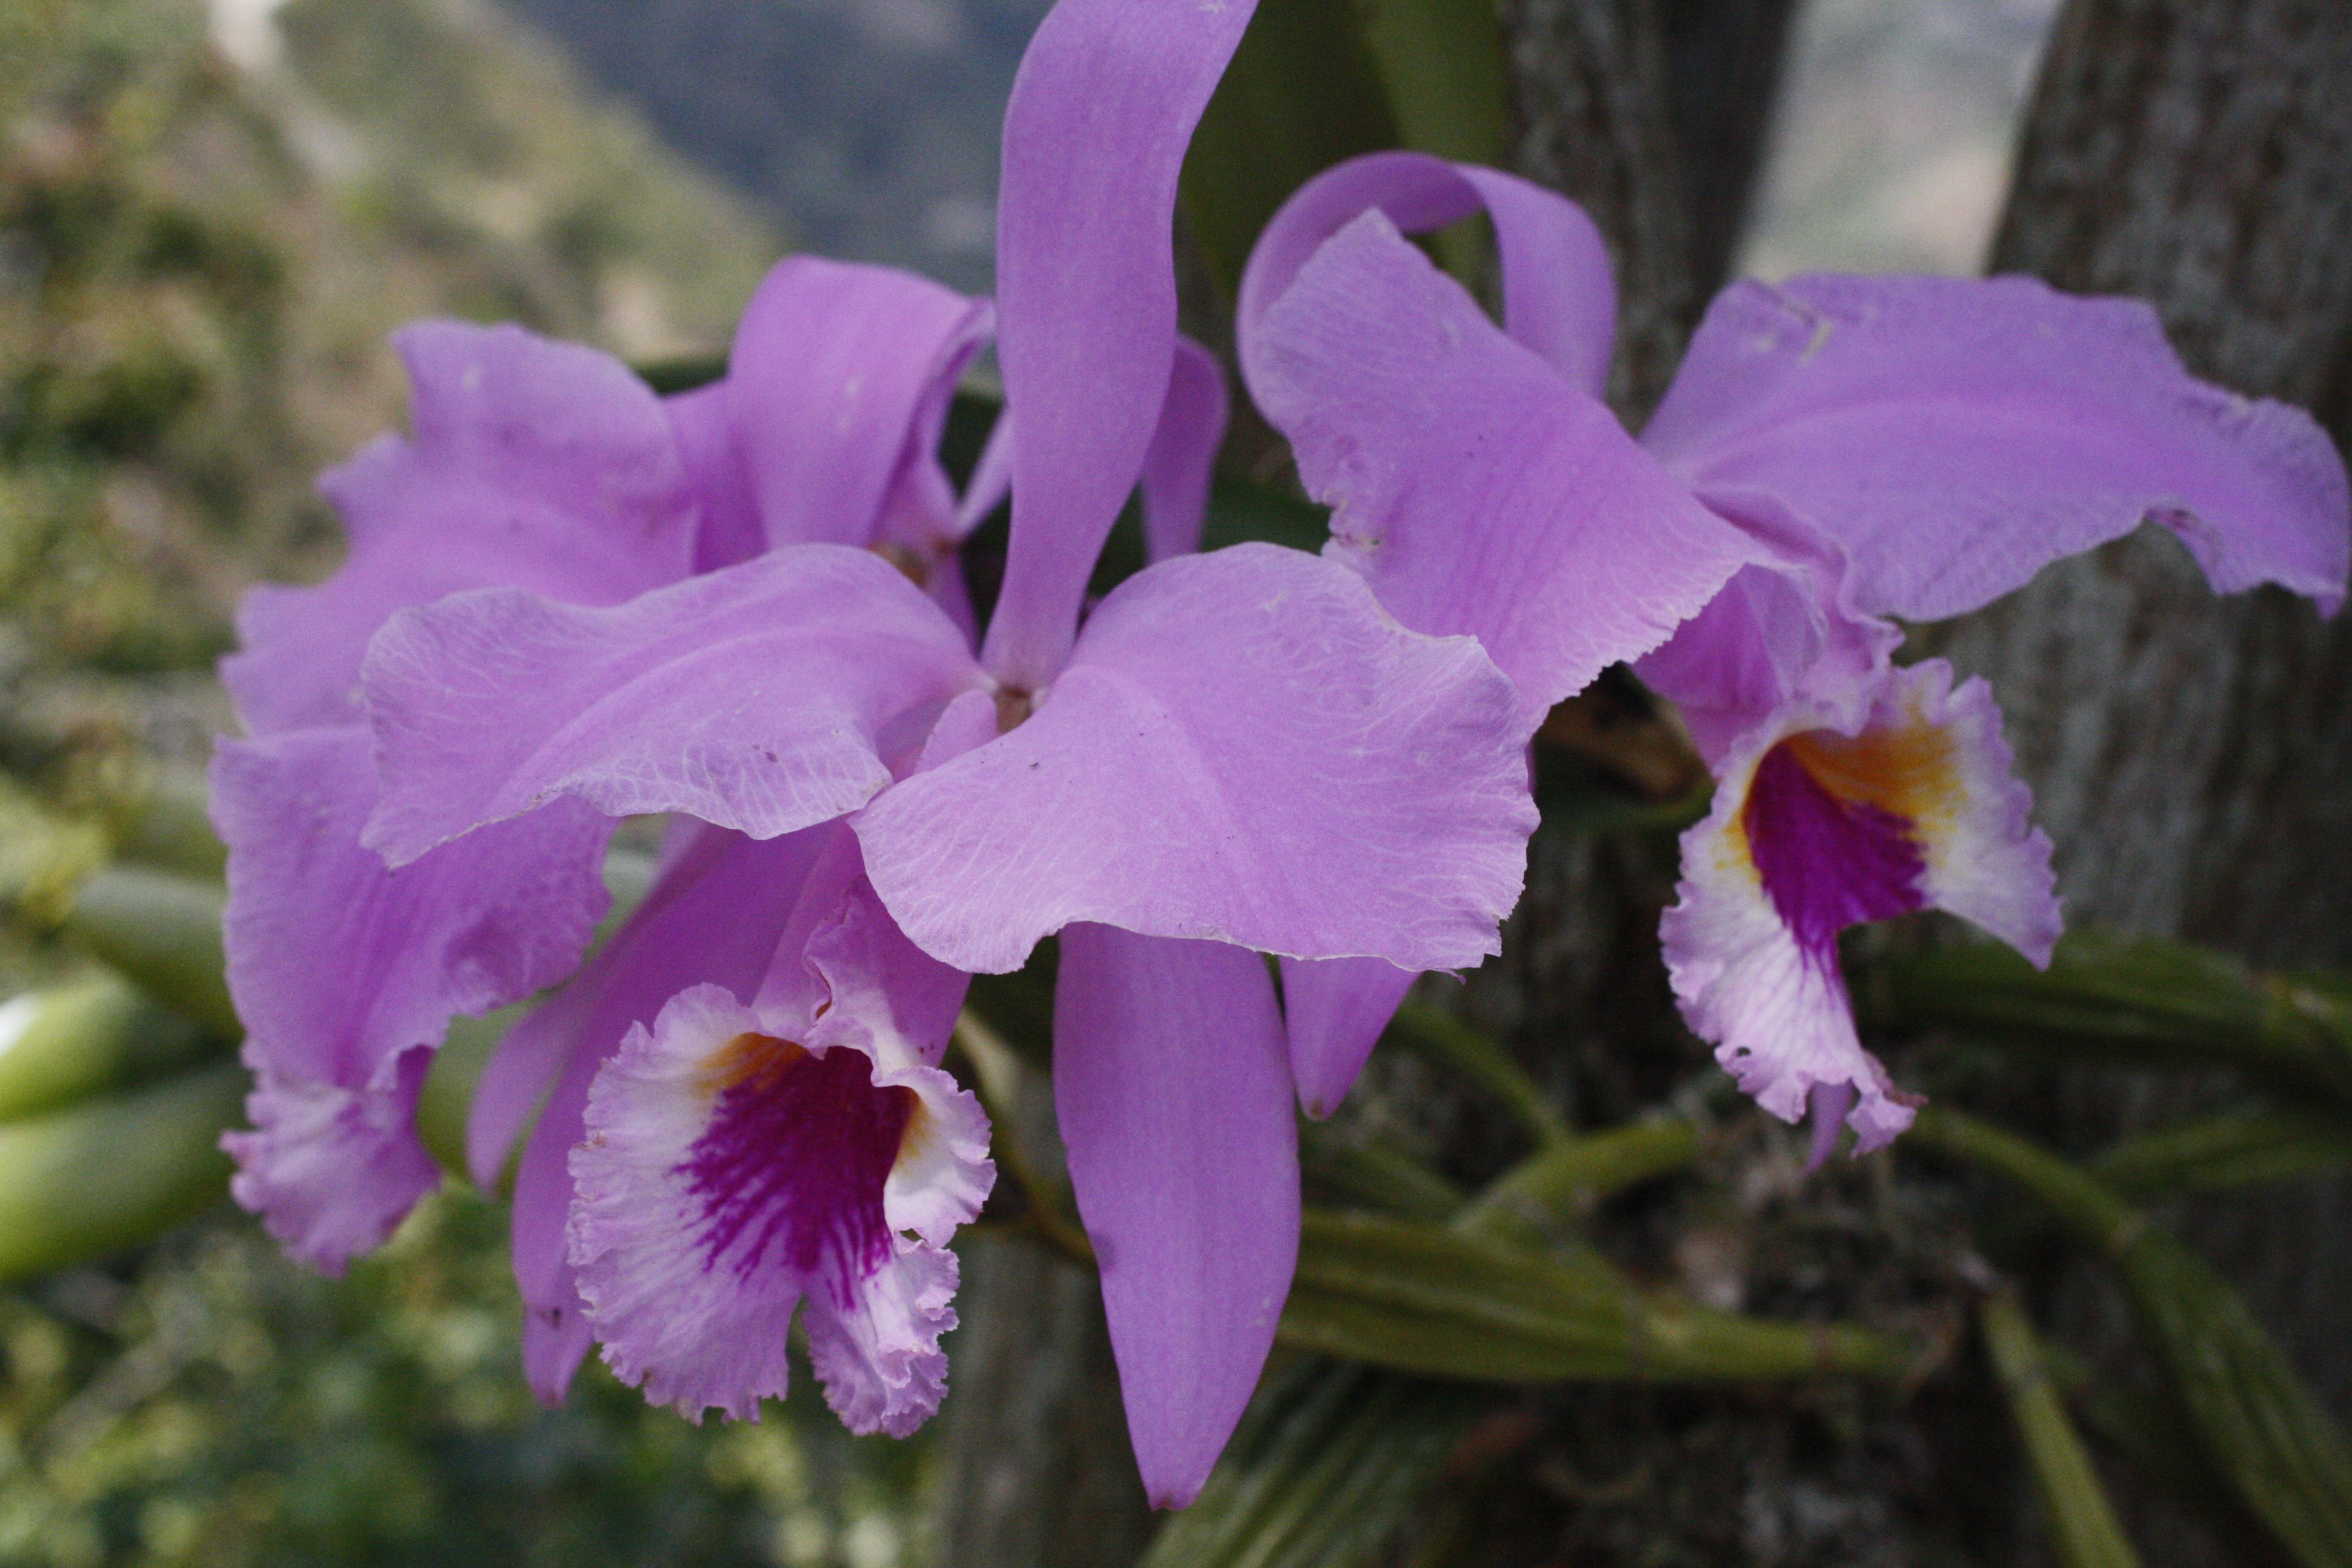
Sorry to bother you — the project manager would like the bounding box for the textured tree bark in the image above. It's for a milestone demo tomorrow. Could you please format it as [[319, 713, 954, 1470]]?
[[1502, 0, 1695, 408], [927, 1073, 1156, 1568], [1933, 0, 2352, 1555], [1503, 0, 1799, 406]]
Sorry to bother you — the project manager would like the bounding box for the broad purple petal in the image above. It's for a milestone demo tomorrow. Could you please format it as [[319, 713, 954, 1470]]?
[[1238, 149, 1617, 396], [725, 256, 992, 552], [226, 321, 696, 734], [362, 547, 985, 865], [1053, 925, 1297, 1509], [1249, 214, 1762, 728], [1662, 659, 2057, 1154], [1642, 273, 2351, 621], [1139, 336, 1229, 564], [857, 544, 1536, 975], [981, 0, 1258, 687], [211, 727, 609, 1269], [1279, 955, 1418, 1120]]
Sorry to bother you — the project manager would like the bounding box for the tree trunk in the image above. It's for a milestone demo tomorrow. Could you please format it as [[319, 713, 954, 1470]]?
[[1934, 0, 2352, 1555], [1503, 0, 1799, 407], [927, 1074, 1156, 1568]]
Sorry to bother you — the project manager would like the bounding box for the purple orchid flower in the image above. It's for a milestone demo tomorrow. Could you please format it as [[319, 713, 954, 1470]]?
[[1238, 152, 2351, 1159], [342, 0, 1566, 1507], [212, 254, 1040, 1431]]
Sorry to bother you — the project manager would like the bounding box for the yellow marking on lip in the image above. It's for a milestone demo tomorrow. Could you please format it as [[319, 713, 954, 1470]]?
[[697, 1031, 807, 1099], [1777, 711, 1962, 833]]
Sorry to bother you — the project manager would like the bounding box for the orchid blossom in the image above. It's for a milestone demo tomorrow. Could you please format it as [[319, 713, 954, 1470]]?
[[213, 254, 1024, 1431], [336, 0, 1566, 1506], [1239, 152, 2350, 1160]]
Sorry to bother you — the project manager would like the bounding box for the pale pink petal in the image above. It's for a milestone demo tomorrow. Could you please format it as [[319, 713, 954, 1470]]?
[[1238, 149, 1616, 395], [1644, 273, 2351, 621], [856, 544, 1535, 975], [226, 321, 696, 734], [1248, 213, 1762, 729], [361, 547, 986, 865]]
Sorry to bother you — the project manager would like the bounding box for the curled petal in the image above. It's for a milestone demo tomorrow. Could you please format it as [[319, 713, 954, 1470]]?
[[1644, 273, 2351, 621], [569, 984, 989, 1430], [1054, 926, 1297, 1509], [362, 547, 985, 865], [1663, 659, 2057, 1153], [981, 0, 1259, 687], [1239, 149, 1617, 396], [210, 728, 609, 1266], [1249, 214, 1761, 728], [857, 544, 1535, 975], [226, 321, 696, 734], [224, 1047, 439, 1274], [726, 256, 993, 552]]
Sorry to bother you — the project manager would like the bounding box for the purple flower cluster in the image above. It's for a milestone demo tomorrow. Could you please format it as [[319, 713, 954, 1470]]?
[[211, 0, 2348, 1509]]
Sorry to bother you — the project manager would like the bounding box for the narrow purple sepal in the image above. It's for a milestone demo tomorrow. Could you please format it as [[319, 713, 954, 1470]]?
[[1054, 925, 1298, 1509], [1139, 336, 1229, 564], [980, 0, 1259, 687], [1279, 955, 1419, 1120]]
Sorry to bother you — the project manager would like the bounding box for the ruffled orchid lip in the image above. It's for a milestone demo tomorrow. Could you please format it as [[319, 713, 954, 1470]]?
[[685, 1029, 921, 1300], [569, 981, 991, 1431], [1738, 719, 1947, 972], [1665, 659, 2057, 1162]]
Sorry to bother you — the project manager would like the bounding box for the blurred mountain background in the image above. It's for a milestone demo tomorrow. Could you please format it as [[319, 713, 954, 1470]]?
[[0, 0, 2057, 1563]]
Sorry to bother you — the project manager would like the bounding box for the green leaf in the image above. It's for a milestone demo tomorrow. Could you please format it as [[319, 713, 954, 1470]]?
[[1301, 1126, 1468, 1223], [1354, 0, 1511, 168], [2091, 1108, 2352, 1199], [1387, 1001, 1573, 1148], [1198, 470, 1330, 556], [1861, 930, 2352, 1112], [111, 766, 227, 880], [1455, 1118, 1700, 1249], [1140, 1359, 1492, 1568], [1981, 1292, 2145, 1568], [1281, 1209, 1913, 1383], [61, 864, 238, 1039], [0, 1060, 245, 1283], [1913, 1106, 2352, 1568], [1180, 0, 1399, 298], [0, 975, 223, 1123]]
